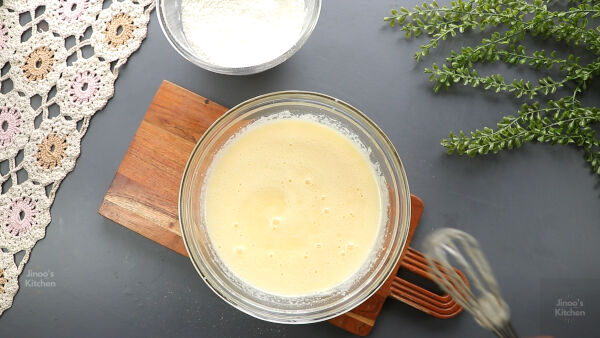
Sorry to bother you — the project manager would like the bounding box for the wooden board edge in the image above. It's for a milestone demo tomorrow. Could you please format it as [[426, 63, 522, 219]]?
[[99, 199, 188, 256], [97, 80, 187, 254]]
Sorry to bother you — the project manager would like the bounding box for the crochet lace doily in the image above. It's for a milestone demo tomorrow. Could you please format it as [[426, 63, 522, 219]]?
[[0, 0, 154, 315]]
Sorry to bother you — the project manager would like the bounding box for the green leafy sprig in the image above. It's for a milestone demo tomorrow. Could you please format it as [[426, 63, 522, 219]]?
[[386, 0, 600, 174]]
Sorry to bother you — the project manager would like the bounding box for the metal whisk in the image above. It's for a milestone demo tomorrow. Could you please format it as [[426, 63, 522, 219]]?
[[423, 228, 519, 338]]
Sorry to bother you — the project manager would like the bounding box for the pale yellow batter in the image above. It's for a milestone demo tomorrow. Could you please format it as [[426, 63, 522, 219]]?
[[204, 117, 383, 296]]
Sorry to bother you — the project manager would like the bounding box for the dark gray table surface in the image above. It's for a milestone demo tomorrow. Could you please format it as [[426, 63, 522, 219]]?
[[2, 1, 599, 337]]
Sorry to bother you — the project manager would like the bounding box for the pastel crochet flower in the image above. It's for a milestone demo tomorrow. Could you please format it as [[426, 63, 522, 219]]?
[[104, 12, 136, 48], [23, 117, 81, 186], [0, 107, 22, 147], [58, 0, 89, 21], [90, 0, 149, 62], [35, 134, 69, 170], [0, 181, 50, 252], [4, 197, 38, 237], [46, 0, 103, 37], [21, 46, 55, 82], [70, 71, 101, 104], [55, 57, 115, 120], [8, 32, 68, 97]]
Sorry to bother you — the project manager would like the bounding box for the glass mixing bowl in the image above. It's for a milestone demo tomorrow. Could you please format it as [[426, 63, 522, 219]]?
[[179, 91, 411, 323], [157, 0, 321, 75]]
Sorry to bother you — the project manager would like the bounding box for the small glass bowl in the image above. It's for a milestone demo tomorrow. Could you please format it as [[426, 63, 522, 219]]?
[[157, 0, 321, 75], [179, 91, 411, 323]]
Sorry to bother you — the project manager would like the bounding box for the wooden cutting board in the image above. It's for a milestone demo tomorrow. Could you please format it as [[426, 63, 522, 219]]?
[[99, 80, 462, 335], [98, 81, 223, 256]]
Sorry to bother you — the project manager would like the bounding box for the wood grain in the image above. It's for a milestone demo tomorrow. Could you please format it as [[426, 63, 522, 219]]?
[[98, 81, 462, 336], [99, 81, 226, 256]]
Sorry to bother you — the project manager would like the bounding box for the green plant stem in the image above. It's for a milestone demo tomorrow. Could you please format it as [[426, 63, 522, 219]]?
[[387, 0, 600, 175]]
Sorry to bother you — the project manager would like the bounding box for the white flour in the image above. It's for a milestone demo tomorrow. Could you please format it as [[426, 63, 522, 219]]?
[[181, 0, 306, 68]]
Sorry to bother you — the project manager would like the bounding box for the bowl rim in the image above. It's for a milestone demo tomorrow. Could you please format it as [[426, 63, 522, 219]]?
[[178, 90, 411, 323], [156, 0, 322, 75]]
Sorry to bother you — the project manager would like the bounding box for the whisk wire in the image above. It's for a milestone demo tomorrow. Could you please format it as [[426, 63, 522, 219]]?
[[424, 228, 517, 338]]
